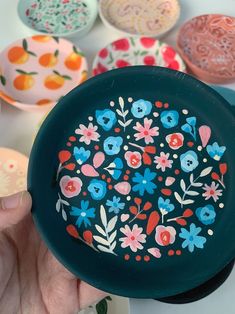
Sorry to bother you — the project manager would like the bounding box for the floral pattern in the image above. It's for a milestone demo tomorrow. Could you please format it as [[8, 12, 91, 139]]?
[[56, 96, 227, 262]]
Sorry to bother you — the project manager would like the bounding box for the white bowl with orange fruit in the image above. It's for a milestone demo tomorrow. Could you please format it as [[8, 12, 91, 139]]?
[[0, 35, 88, 112]]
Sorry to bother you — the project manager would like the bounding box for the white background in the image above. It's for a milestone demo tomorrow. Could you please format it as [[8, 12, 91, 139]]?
[[0, 1, 235, 313]]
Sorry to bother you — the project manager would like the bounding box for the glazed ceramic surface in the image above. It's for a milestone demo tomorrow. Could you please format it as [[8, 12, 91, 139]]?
[[0, 148, 28, 197], [18, 0, 98, 38], [28, 67, 235, 298], [211, 85, 235, 107], [177, 14, 235, 84], [99, 0, 180, 37], [92, 37, 186, 75], [0, 36, 87, 112]]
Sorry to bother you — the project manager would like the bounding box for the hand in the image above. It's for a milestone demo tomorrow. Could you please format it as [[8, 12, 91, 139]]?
[[0, 191, 106, 314]]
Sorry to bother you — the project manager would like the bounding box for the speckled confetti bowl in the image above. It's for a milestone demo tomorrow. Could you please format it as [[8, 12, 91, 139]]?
[[28, 66, 235, 300]]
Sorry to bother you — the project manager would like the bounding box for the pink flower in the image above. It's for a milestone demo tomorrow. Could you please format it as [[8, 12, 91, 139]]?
[[155, 225, 176, 246], [202, 181, 222, 202], [75, 123, 100, 145], [120, 224, 146, 252], [154, 152, 173, 172], [124, 151, 142, 168], [166, 133, 184, 150], [133, 118, 159, 144], [60, 175, 82, 198]]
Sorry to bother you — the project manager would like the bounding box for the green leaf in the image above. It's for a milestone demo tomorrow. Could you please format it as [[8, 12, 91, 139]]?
[[0, 75, 6, 86], [53, 37, 59, 43], [73, 45, 79, 54], [54, 49, 59, 57], [96, 299, 108, 314], [29, 72, 38, 75], [53, 70, 60, 76], [22, 39, 28, 51], [28, 51, 37, 57], [63, 75, 72, 80], [16, 69, 27, 74], [140, 51, 148, 56], [105, 296, 112, 301], [130, 37, 135, 47]]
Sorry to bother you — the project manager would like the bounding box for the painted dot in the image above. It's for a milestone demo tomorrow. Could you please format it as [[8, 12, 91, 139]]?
[[175, 169, 180, 175], [76, 170, 81, 174], [173, 154, 178, 159], [101, 174, 106, 179], [108, 185, 113, 190], [126, 170, 131, 174], [110, 101, 115, 107], [115, 128, 121, 133], [88, 116, 93, 121], [128, 97, 133, 102], [208, 229, 214, 236], [83, 192, 87, 196], [153, 112, 159, 117], [197, 146, 202, 151], [203, 158, 207, 163], [168, 250, 175, 256], [187, 141, 194, 147], [155, 101, 163, 108], [164, 103, 169, 108], [160, 143, 164, 147], [136, 255, 142, 261], [124, 254, 130, 261], [176, 250, 182, 256], [66, 142, 72, 147], [69, 136, 76, 142], [144, 255, 150, 262], [124, 175, 129, 180], [127, 135, 131, 139], [158, 176, 163, 182], [182, 109, 188, 115], [124, 145, 129, 151], [95, 145, 99, 150], [126, 196, 131, 201], [219, 203, 224, 209], [107, 178, 111, 183]]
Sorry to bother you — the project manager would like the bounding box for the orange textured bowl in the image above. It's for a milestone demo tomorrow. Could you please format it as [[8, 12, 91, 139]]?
[[177, 14, 235, 84]]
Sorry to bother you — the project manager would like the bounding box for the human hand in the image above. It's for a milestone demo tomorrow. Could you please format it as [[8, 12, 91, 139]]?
[[0, 191, 106, 314]]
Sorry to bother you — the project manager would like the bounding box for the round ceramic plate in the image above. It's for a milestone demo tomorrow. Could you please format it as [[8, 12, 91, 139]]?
[[0, 147, 28, 197], [28, 67, 235, 299], [99, 0, 180, 37], [177, 14, 235, 84], [92, 37, 186, 75], [0, 36, 87, 112], [211, 86, 235, 107]]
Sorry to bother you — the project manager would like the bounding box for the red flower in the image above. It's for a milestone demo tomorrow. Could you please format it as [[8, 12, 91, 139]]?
[[143, 55, 156, 65], [112, 38, 130, 51], [167, 60, 180, 71], [162, 46, 176, 62], [140, 37, 156, 48], [99, 48, 108, 59], [116, 59, 131, 68], [166, 133, 184, 150]]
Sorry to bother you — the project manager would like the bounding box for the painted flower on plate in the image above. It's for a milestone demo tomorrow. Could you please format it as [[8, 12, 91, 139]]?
[[73, 146, 90, 165], [180, 150, 199, 173], [206, 142, 226, 161], [88, 179, 107, 200], [196, 205, 216, 225], [154, 152, 173, 172], [70, 200, 95, 228], [119, 224, 146, 252], [155, 225, 176, 246], [106, 196, 125, 214], [202, 182, 222, 202], [60, 175, 82, 198], [133, 118, 159, 144], [103, 136, 123, 155], [124, 151, 142, 169], [160, 110, 179, 129], [158, 197, 175, 215], [131, 99, 152, 118], [132, 168, 157, 196], [166, 133, 184, 150], [181, 117, 197, 140], [179, 223, 206, 252], [95, 109, 117, 131], [75, 123, 100, 145]]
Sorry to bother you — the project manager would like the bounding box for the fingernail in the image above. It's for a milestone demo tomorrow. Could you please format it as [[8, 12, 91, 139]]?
[[1, 192, 24, 210]]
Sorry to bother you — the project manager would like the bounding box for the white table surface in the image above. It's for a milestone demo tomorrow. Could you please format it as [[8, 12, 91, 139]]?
[[1, 1, 235, 313]]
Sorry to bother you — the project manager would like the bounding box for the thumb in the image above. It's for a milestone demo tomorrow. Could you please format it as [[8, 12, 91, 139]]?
[[0, 191, 32, 231]]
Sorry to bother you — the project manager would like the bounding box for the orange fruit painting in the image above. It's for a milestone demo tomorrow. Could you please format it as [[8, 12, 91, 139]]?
[[80, 70, 88, 84], [14, 70, 37, 91], [0, 91, 15, 104], [39, 50, 59, 68], [64, 46, 84, 71], [32, 35, 51, 43], [44, 70, 71, 90], [8, 39, 36, 65], [37, 99, 52, 105]]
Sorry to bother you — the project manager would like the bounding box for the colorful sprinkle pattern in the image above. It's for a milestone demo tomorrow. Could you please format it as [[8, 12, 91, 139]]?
[[56, 97, 227, 262]]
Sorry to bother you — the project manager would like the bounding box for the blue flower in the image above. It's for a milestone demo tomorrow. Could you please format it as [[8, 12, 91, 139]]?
[[196, 205, 216, 225], [180, 150, 199, 172], [160, 110, 179, 129], [73, 146, 90, 165], [105, 158, 123, 180], [106, 196, 125, 214], [103, 136, 123, 155], [179, 223, 207, 252], [88, 179, 107, 200], [70, 200, 95, 227], [131, 99, 152, 118], [181, 117, 197, 140], [96, 109, 117, 131], [132, 168, 157, 196], [206, 142, 226, 161], [158, 197, 175, 214]]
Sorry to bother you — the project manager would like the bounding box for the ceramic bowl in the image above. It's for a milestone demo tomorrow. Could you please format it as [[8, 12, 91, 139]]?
[[0, 147, 28, 197], [28, 66, 235, 299], [92, 37, 186, 75], [0, 36, 88, 112], [177, 14, 235, 84], [99, 0, 180, 38], [17, 0, 98, 39]]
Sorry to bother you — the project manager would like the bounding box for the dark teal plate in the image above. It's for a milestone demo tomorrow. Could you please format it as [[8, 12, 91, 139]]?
[[28, 67, 235, 299], [211, 85, 235, 107]]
